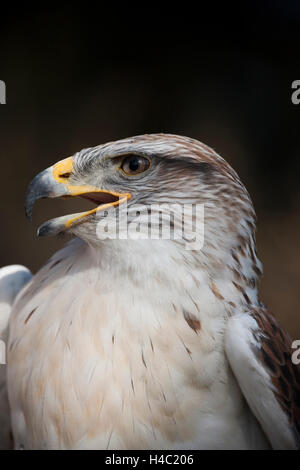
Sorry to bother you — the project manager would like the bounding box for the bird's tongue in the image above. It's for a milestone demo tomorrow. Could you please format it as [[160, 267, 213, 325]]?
[[80, 192, 120, 205]]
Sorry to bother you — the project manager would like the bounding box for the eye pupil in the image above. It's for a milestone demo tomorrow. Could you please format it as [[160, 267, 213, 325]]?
[[129, 158, 139, 172]]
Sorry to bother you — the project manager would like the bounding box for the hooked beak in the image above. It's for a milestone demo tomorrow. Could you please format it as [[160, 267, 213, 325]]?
[[25, 157, 131, 237]]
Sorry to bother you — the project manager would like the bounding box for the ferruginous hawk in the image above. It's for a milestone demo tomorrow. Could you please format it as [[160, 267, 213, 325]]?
[[0, 134, 299, 450]]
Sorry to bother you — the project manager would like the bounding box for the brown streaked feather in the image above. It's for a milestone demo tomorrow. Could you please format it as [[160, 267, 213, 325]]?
[[250, 306, 300, 444]]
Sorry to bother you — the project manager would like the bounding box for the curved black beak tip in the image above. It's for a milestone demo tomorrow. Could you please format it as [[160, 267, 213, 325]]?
[[24, 169, 53, 222], [25, 176, 41, 222], [37, 224, 49, 238], [25, 195, 34, 222]]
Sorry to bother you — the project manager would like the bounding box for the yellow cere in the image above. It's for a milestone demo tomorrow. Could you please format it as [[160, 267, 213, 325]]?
[[52, 157, 99, 195]]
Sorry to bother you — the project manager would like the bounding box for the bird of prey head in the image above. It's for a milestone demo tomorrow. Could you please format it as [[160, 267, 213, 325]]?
[[26, 134, 260, 283]]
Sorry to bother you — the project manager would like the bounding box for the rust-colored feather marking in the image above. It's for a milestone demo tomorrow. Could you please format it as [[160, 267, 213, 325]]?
[[131, 378, 135, 395], [210, 282, 224, 300], [24, 308, 37, 325], [149, 337, 154, 353], [50, 259, 63, 269], [141, 351, 147, 368], [183, 311, 201, 333], [232, 281, 243, 292], [242, 292, 251, 305], [231, 251, 242, 268], [251, 307, 300, 444]]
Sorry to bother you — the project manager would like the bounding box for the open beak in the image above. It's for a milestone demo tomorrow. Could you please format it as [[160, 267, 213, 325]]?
[[25, 157, 131, 237]]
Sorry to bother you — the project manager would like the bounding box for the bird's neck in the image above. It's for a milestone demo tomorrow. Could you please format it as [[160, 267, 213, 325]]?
[[86, 236, 260, 316]]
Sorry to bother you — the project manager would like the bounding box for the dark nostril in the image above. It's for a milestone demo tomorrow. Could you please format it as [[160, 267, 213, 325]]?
[[59, 172, 72, 179]]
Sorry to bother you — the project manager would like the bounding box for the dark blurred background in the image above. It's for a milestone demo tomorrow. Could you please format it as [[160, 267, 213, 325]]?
[[0, 2, 299, 335]]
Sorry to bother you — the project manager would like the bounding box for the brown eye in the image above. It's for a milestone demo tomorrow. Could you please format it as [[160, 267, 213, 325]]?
[[121, 155, 150, 175]]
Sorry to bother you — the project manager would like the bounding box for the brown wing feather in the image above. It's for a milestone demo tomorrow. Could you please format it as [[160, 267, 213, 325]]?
[[250, 306, 300, 445]]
